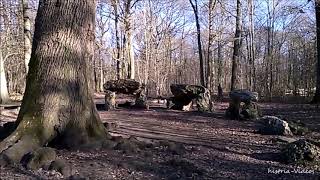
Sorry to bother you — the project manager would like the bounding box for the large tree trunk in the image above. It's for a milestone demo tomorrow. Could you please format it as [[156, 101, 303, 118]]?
[[0, 0, 107, 164], [313, 0, 320, 103], [231, 0, 242, 91]]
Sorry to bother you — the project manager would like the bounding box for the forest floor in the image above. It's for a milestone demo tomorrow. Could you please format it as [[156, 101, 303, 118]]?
[[0, 94, 319, 179]]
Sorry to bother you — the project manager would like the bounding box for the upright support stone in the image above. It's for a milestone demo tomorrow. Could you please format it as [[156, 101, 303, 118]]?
[[195, 88, 212, 112], [241, 101, 259, 120], [226, 99, 241, 120], [105, 91, 116, 111], [134, 91, 149, 110]]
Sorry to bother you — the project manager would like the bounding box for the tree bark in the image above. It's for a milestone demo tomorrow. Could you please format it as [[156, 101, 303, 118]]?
[[231, 0, 242, 91], [312, 0, 320, 103], [124, 0, 135, 80], [22, 0, 32, 74], [206, 0, 217, 91], [111, 0, 122, 80], [247, 0, 255, 91], [0, 0, 107, 164]]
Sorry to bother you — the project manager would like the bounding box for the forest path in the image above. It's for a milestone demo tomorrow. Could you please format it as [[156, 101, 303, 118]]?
[[0, 97, 319, 179]]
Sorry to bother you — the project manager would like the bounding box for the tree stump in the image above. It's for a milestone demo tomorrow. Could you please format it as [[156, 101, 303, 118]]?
[[226, 90, 259, 120], [105, 91, 116, 111], [168, 84, 212, 112]]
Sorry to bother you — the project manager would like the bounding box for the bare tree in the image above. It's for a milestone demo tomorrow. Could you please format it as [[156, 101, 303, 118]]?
[[189, 0, 205, 87], [231, 0, 242, 91], [111, 0, 122, 80], [123, 0, 138, 79], [206, 0, 217, 90], [247, 0, 255, 91]]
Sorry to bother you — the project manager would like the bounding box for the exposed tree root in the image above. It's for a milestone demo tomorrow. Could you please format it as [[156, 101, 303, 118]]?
[[0, 130, 22, 154]]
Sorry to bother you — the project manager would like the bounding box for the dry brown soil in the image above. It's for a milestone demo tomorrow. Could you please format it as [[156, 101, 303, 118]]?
[[0, 95, 319, 179]]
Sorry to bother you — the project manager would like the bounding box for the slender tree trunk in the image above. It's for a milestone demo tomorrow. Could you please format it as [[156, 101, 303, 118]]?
[[0, 50, 10, 104], [124, 0, 135, 79], [217, 40, 223, 87], [144, 0, 150, 87], [248, 0, 255, 91], [94, 56, 99, 92], [112, 0, 122, 80], [22, 0, 32, 74], [128, 30, 135, 79], [0, 0, 107, 163], [189, 0, 205, 87], [99, 55, 104, 92], [231, 0, 242, 91], [312, 0, 320, 103], [206, 0, 217, 90]]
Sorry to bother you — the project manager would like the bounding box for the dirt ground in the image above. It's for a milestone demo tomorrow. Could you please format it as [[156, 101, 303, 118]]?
[[0, 95, 319, 180]]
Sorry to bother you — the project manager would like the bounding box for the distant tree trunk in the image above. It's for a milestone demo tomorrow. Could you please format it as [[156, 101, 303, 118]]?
[[22, 0, 32, 74], [312, 0, 320, 103], [231, 0, 242, 91], [217, 40, 223, 88], [247, 0, 255, 91], [112, 0, 122, 80], [99, 56, 104, 92], [124, 0, 135, 79], [128, 31, 135, 79], [143, 0, 150, 87], [189, 0, 205, 87], [0, 0, 107, 163], [0, 50, 10, 104], [94, 56, 99, 92], [206, 0, 217, 90]]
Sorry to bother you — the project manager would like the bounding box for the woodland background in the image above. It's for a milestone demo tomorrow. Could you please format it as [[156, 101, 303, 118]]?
[[0, 0, 317, 100]]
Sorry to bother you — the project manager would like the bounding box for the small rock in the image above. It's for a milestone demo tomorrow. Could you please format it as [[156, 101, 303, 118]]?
[[49, 159, 75, 177]]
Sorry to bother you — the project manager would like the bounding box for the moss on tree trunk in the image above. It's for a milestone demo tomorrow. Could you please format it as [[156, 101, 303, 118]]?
[[0, 0, 107, 165]]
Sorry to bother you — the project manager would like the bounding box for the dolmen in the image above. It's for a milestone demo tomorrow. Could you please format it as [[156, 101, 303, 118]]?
[[103, 79, 149, 110], [166, 84, 212, 112], [226, 89, 259, 120]]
